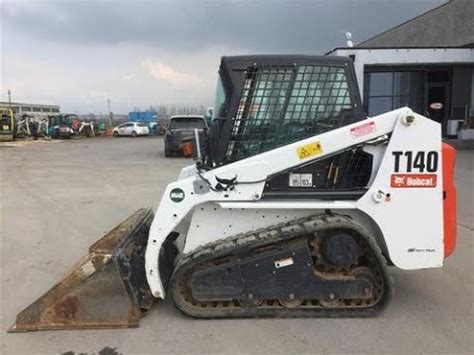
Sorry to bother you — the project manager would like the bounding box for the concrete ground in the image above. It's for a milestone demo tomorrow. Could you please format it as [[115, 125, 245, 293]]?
[[1, 138, 473, 355]]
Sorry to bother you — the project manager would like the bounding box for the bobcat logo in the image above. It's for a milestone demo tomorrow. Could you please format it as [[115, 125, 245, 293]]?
[[393, 176, 406, 186], [391, 174, 437, 188]]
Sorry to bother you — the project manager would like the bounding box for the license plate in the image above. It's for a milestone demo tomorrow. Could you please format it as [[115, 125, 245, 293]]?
[[289, 173, 313, 187]]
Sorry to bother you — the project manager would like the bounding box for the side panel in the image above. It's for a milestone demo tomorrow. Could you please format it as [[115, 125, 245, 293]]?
[[184, 203, 343, 253], [184, 202, 388, 256], [357, 113, 444, 269], [185, 205, 314, 253]]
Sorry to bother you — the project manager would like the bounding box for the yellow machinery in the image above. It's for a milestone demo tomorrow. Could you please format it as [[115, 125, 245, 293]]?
[[0, 109, 15, 142]]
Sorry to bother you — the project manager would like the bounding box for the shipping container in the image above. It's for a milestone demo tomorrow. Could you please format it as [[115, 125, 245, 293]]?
[[128, 111, 158, 123]]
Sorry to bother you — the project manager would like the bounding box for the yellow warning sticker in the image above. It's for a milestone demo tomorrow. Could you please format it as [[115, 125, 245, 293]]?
[[296, 141, 323, 159]]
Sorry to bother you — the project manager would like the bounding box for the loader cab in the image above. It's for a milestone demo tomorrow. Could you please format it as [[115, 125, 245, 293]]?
[[203, 55, 373, 200], [206, 55, 364, 167]]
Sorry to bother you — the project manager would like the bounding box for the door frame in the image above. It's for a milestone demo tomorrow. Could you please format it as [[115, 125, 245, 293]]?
[[425, 81, 451, 137]]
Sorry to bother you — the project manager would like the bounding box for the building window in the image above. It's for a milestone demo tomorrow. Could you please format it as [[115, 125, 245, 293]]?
[[364, 71, 424, 116]]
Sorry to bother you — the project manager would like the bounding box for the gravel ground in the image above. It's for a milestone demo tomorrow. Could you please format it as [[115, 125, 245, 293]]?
[[1, 137, 473, 354]]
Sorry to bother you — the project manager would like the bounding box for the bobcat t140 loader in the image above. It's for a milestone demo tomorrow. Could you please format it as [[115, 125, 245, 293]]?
[[10, 55, 457, 331]]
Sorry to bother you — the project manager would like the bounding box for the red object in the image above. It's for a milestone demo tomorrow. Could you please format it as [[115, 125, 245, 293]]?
[[182, 142, 194, 157], [442, 143, 457, 258], [390, 174, 437, 188]]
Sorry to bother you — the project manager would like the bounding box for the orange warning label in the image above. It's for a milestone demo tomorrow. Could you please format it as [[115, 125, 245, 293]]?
[[390, 174, 437, 188]]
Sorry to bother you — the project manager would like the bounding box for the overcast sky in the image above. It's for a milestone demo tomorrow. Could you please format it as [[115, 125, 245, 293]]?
[[1, 0, 445, 114]]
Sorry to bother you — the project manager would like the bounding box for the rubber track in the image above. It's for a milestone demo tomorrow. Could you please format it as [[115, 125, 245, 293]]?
[[170, 213, 394, 318]]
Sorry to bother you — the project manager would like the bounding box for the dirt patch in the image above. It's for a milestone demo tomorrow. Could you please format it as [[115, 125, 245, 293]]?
[[0, 139, 61, 148]]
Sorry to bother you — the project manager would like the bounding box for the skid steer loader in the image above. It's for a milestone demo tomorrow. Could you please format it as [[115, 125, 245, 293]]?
[[10, 55, 457, 332]]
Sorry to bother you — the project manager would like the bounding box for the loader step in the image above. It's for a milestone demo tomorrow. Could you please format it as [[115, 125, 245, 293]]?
[[170, 214, 393, 318]]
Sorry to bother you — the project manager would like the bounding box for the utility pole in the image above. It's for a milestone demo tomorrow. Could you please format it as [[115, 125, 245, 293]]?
[[107, 98, 113, 127], [7, 89, 12, 107]]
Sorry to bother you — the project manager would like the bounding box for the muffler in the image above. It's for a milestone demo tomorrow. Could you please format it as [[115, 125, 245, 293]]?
[[9, 208, 154, 332]]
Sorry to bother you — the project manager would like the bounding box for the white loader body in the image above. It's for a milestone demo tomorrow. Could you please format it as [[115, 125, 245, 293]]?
[[146, 107, 444, 299]]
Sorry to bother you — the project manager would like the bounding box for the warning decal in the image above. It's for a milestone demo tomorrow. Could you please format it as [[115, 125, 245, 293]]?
[[390, 174, 437, 188], [350, 121, 376, 139], [296, 141, 322, 160]]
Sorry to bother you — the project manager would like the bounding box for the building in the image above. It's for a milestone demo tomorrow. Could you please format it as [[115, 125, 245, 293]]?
[[328, 0, 474, 139], [0, 101, 60, 115]]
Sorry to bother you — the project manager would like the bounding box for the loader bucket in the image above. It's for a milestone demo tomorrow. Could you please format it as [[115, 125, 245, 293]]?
[[9, 208, 154, 332]]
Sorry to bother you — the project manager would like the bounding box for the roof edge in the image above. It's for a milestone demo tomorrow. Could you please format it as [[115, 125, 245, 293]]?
[[326, 45, 472, 54], [356, 1, 451, 47]]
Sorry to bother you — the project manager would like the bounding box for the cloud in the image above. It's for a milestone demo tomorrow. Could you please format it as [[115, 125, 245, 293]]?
[[3, 1, 446, 53], [141, 59, 201, 87], [121, 73, 135, 81], [1, 0, 446, 113]]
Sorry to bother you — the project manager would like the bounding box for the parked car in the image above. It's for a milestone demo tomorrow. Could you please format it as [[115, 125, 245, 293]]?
[[164, 115, 208, 157], [49, 123, 74, 139], [112, 122, 149, 137]]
